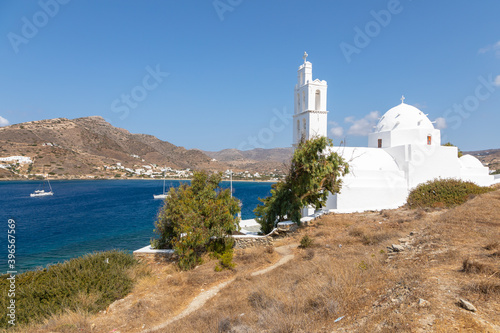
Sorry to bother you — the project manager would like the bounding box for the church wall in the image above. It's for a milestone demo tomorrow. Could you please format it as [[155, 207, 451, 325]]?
[[306, 82, 327, 111], [391, 129, 440, 147], [383, 145, 409, 172], [332, 183, 408, 213], [325, 167, 408, 213], [307, 112, 328, 138], [368, 131, 391, 148], [407, 145, 461, 189], [459, 166, 494, 186]]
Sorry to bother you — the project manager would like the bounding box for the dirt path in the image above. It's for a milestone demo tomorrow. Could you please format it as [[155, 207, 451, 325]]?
[[142, 243, 297, 333]]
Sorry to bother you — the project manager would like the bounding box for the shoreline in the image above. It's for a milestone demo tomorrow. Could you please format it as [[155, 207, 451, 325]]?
[[0, 177, 278, 183]]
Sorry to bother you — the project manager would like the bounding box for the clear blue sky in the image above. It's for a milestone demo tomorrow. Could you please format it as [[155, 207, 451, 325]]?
[[1, 0, 499, 151]]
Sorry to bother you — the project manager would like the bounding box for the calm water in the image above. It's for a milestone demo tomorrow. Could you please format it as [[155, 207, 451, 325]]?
[[0, 180, 272, 273]]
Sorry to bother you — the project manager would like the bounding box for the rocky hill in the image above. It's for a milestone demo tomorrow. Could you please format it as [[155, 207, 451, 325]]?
[[202, 147, 293, 174], [465, 148, 500, 172], [0, 116, 226, 179]]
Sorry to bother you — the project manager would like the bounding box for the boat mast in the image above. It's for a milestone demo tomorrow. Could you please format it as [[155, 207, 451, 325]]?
[[163, 168, 166, 195]]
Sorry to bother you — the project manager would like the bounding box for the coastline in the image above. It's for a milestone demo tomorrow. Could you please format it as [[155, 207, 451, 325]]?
[[0, 177, 278, 183]]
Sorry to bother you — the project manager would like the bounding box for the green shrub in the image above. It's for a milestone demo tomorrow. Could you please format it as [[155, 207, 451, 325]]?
[[299, 234, 313, 248], [152, 171, 240, 270], [0, 250, 138, 329], [215, 249, 235, 271], [407, 178, 493, 209]]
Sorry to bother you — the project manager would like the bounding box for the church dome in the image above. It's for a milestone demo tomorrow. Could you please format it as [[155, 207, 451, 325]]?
[[375, 102, 434, 133], [459, 155, 484, 169]]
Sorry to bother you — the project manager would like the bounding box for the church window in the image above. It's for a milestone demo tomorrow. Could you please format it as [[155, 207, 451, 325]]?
[[297, 120, 300, 138], [302, 119, 307, 138], [302, 92, 305, 112], [315, 90, 321, 110], [378, 139, 382, 148], [427, 135, 432, 145], [297, 93, 300, 112]]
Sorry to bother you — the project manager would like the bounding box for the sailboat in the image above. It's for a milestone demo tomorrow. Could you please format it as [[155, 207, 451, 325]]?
[[153, 170, 169, 199], [31, 179, 54, 197]]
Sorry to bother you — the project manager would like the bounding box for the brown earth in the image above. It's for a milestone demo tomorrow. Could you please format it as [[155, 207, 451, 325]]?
[[19, 185, 500, 333], [0, 116, 227, 179]]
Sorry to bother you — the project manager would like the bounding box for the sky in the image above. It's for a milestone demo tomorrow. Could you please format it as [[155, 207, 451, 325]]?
[[0, 0, 499, 152]]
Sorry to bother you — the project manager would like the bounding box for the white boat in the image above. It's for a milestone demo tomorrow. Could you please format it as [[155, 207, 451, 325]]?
[[31, 179, 54, 197], [153, 171, 169, 199]]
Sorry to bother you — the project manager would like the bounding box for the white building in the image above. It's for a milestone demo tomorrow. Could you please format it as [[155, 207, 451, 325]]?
[[293, 53, 498, 214]]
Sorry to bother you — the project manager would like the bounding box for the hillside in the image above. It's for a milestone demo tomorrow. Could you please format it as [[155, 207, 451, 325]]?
[[19, 186, 500, 332], [0, 116, 225, 179], [202, 147, 293, 174], [1, 116, 496, 180], [465, 148, 500, 173]]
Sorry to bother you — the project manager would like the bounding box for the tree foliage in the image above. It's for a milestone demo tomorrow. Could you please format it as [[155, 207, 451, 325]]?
[[151, 171, 240, 270], [254, 136, 349, 234]]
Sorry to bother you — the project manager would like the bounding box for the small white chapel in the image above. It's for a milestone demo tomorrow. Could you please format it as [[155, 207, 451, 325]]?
[[293, 53, 498, 213]]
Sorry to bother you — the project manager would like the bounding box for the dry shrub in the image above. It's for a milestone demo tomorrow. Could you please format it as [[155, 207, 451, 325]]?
[[217, 317, 231, 332], [464, 280, 500, 299], [40, 309, 91, 333], [348, 226, 364, 238], [248, 291, 277, 310], [461, 258, 491, 274], [489, 251, 500, 258], [484, 241, 499, 251], [303, 248, 315, 260], [414, 209, 426, 220], [380, 210, 391, 218], [348, 225, 394, 246]]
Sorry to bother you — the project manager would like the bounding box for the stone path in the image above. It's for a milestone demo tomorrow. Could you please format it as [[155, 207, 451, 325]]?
[[142, 243, 297, 333]]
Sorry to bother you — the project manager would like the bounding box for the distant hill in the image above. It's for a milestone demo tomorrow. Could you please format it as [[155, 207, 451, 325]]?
[[202, 147, 293, 173], [0, 116, 225, 179], [464, 148, 500, 172]]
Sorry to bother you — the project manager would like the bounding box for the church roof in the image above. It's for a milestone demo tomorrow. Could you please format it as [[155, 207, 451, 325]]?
[[375, 102, 435, 133], [459, 154, 484, 169], [332, 147, 401, 172]]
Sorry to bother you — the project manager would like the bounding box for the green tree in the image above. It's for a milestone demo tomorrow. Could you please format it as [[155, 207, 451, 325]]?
[[442, 142, 463, 157], [254, 136, 349, 234], [151, 171, 240, 270]]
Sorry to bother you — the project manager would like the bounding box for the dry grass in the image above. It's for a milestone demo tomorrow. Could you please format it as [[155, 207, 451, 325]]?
[[23, 187, 500, 332]]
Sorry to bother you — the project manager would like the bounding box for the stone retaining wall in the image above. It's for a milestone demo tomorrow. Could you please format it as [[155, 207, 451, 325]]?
[[233, 236, 274, 249], [134, 235, 276, 263], [133, 246, 176, 265]]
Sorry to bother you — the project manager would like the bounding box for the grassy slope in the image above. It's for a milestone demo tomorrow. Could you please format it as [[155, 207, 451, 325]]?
[[19, 187, 500, 332]]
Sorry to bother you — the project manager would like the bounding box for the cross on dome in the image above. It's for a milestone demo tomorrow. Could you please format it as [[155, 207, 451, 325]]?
[[303, 51, 308, 64], [400, 95, 405, 104]]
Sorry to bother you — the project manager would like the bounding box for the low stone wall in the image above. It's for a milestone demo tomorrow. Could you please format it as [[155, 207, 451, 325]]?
[[233, 235, 274, 249], [133, 245, 176, 265], [134, 235, 277, 263]]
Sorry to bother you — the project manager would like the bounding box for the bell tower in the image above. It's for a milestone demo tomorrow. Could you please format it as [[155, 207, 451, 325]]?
[[293, 52, 328, 147]]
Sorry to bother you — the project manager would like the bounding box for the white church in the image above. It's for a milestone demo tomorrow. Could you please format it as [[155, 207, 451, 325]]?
[[294, 53, 499, 213]]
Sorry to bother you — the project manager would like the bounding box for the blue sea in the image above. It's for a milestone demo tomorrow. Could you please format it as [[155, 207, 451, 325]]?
[[0, 180, 272, 273]]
